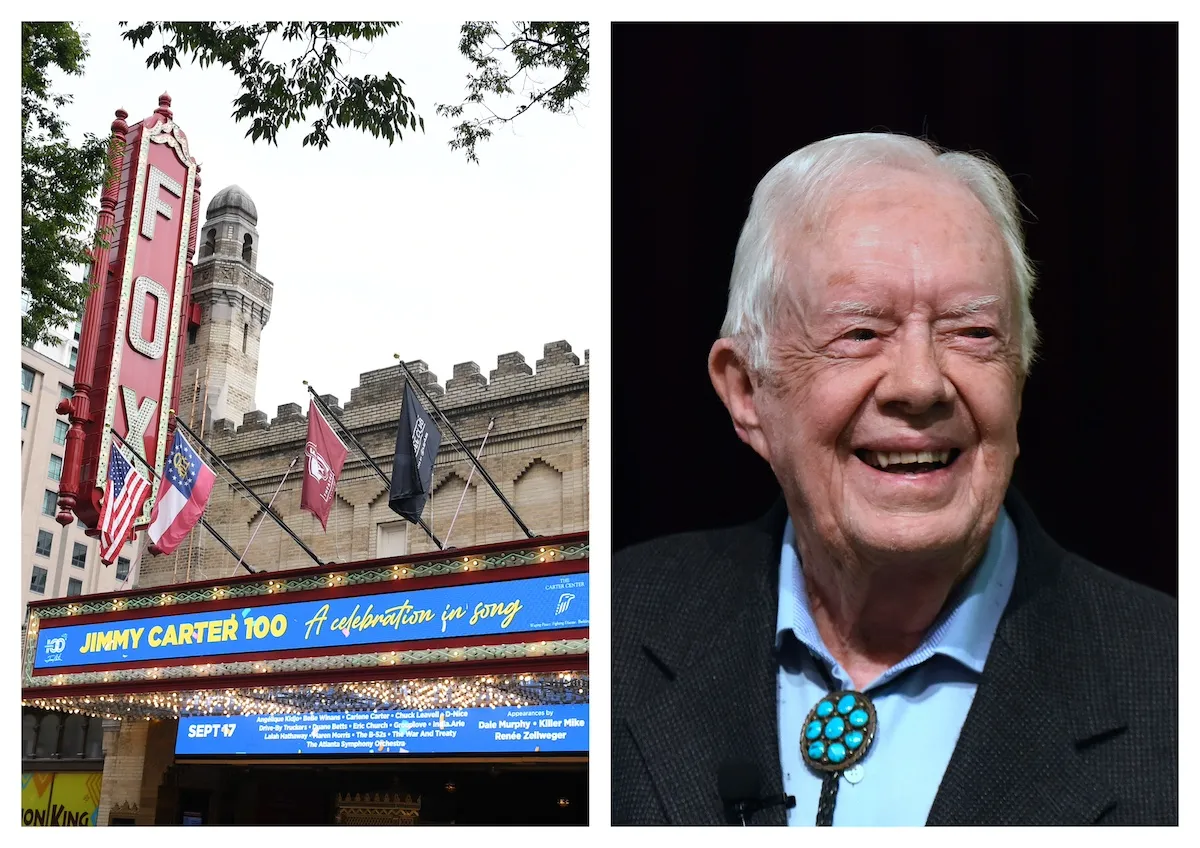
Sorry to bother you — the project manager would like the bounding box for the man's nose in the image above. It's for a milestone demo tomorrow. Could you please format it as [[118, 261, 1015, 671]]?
[[875, 329, 955, 415]]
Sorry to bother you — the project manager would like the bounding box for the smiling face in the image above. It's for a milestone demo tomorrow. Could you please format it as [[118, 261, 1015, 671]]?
[[753, 167, 1023, 565]]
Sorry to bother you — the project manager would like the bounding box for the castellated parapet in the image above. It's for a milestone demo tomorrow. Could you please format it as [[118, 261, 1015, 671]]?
[[139, 341, 589, 588]]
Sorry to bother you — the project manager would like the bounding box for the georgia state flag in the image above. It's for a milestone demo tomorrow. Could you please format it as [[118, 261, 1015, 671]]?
[[148, 430, 215, 555]]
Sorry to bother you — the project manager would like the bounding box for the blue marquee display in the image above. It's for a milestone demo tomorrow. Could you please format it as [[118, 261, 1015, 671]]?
[[34, 572, 588, 670], [175, 704, 590, 756]]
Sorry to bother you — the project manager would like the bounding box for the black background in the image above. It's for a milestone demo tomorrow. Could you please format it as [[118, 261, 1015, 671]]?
[[611, 23, 1178, 598]]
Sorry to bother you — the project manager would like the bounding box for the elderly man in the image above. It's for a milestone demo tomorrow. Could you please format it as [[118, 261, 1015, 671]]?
[[611, 133, 1177, 826]]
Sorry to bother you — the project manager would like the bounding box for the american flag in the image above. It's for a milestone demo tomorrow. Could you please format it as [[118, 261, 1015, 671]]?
[[99, 445, 151, 564]]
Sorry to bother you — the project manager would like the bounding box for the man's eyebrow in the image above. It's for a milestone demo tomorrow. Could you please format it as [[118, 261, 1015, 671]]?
[[939, 295, 1001, 318], [825, 300, 883, 317], [823, 295, 1001, 318]]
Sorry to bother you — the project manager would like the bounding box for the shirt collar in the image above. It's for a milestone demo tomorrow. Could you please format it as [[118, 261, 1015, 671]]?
[[776, 505, 1019, 683]]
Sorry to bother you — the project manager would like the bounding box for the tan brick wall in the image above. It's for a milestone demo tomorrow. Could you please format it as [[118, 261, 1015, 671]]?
[[178, 250, 273, 435], [137, 720, 177, 825], [138, 345, 588, 585], [96, 720, 147, 826], [95, 719, 178, 826]]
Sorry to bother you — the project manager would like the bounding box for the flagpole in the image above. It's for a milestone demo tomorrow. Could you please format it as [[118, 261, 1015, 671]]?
[[332, 492, 342, 561], [233, 455, 299, 577], [178, 367, 200, 583], [171, 416, 325, 567], [105, 428, 257, 575], [189, 362, 211, 583], [444, 417, 495, 548], [303, 384, 444, 550], [394, 357, 535, 538]]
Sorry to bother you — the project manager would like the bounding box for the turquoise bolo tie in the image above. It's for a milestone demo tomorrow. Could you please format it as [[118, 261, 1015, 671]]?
[[801, 690, 878, 826]]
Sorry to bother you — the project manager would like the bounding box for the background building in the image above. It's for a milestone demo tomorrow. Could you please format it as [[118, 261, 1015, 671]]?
[[21, 337, 144, 618]]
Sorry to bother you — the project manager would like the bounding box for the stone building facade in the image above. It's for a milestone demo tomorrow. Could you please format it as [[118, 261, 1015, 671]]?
[[27, 184, 588, 826], [142, 346, 589, 586], [181, 184, 273, 434], [138, 184, 589, 588]]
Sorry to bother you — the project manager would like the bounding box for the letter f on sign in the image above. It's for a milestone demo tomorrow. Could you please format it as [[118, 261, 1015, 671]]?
[[141, 165, 183, 240]]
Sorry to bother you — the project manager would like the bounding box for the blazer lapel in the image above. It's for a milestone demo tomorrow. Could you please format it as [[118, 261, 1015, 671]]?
[[625, 504, 789, 825], [928, 491, 1122, 825], [622, 490, 1123, 825]]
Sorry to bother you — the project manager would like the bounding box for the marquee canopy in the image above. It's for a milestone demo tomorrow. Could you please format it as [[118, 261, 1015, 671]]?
[[23, 533, 589, 721]]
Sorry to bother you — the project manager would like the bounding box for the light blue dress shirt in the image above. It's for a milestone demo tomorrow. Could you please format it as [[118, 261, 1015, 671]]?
[[776, 506, 1018, 826]]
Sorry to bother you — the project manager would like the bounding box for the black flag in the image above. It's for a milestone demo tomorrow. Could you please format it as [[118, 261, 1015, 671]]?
[[389, 381, 442, 522]]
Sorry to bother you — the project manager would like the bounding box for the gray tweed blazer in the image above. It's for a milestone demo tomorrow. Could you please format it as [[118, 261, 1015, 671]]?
[[611, 490, 1177, 825]]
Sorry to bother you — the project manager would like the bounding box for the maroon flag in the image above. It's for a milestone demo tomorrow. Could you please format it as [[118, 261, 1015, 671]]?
[[300, 400, 348, 531]]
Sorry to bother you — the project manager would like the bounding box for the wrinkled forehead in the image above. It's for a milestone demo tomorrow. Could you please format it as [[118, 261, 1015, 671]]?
[[776, 169, 1013, 310]]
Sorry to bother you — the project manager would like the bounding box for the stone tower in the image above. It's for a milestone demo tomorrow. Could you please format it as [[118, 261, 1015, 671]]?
[[179, 185, 273, 434]]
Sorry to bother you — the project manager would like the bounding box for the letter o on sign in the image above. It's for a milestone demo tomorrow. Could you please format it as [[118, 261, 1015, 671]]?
[[128, 275, 170, 360]]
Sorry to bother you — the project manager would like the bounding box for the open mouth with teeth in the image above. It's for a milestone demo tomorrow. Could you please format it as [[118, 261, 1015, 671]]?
[[855, 448, 962, 474]]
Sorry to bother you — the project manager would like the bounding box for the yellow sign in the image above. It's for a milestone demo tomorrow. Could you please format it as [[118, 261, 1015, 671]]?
[[21, 772, 102, 826]]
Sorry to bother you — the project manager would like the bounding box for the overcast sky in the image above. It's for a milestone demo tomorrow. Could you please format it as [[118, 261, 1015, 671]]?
[[55, 22, 596, 419]]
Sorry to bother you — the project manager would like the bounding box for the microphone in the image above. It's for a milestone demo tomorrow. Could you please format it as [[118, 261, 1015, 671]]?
[[717, 759, 795, 825]]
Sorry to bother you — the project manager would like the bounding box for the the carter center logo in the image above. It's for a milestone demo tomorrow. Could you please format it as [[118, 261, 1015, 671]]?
[[306, 442, 336, 503], [44, 635, 67, 662], [555, 593, 576, 615]]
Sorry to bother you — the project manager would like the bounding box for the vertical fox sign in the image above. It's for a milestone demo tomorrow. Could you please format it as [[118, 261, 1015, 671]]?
[[55, 95, 201, 545]]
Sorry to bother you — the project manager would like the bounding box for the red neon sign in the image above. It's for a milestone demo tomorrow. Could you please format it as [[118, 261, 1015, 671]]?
[[56, 94, 201, 542]]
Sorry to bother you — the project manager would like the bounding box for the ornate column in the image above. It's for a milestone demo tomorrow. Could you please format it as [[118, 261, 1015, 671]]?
[[56, 109, 129, 528]]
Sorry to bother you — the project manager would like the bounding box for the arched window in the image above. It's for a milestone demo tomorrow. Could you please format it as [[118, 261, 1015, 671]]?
[[84, 716, 104, 759], [35, 713, 61, 758], [200, 228, 216, 258], [242, 233, 254, 263], [61, 714, 86, 758], [22, 714, 38, 758], [242, 323, 249, 354]]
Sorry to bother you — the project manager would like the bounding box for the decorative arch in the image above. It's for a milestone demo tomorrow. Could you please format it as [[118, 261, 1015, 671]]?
[[431, 469, 472, 495], [514, 455, 567, 480], [514, 458, 563, 536], [367, 482, 400, 510], [431, 472, 476, 547], [240, 500, 288, 569]]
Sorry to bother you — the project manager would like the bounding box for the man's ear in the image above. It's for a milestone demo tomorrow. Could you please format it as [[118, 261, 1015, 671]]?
[[709, 338, 772, 464], [1014, 377, 1023, 460]]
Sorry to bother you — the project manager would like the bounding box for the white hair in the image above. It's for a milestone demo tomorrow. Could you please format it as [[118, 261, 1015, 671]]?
[[721, 133, 1038, 374]]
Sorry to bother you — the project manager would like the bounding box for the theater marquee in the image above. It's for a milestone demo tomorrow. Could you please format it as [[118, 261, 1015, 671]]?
[[33, 572, 589, 671], [174, 704, 590, 757], [22, 535, 589, 696]]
